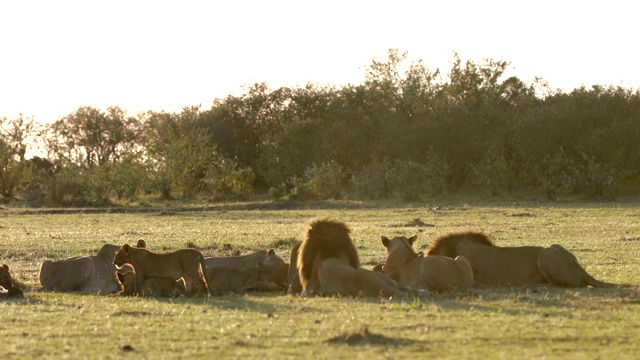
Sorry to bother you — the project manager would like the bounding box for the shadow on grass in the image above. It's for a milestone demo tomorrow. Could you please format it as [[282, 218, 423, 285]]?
[[326, 325, 418, 347]]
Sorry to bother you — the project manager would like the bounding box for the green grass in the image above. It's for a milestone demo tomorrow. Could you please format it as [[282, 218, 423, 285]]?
[[2, 201, 640, 359]]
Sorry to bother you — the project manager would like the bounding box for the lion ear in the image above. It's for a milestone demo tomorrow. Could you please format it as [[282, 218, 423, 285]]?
[[408, 235, 418, 245], [2, 264, 8, 270], [381, 236, 390, 247], [136, 239, 147, 248], [267, 249, 276, 256], [122, 244, 131, 252]]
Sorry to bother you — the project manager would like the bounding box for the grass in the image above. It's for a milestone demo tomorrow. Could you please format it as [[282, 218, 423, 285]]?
[[1, 200, 640, 359]]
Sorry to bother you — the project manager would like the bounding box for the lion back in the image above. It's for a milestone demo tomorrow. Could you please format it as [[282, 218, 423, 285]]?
[[298, 218, 360, 286]]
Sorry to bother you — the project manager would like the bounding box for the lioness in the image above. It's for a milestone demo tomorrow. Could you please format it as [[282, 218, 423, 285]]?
[[382, 235, 473, 292], [298, 218, 418, 297], [114, 244, 211, 296], [39, 244, 122, 293], [204, 249, 288, 294]]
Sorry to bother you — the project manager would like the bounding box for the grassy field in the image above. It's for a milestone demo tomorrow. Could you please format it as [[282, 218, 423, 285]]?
[[1, 200, 640, 359]]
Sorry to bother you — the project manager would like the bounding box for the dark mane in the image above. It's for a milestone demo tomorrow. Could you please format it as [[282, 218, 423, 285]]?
[[426, 231, 494, 255], [298, 218, 360, 288]]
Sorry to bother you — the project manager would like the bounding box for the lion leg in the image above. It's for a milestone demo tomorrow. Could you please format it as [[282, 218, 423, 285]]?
[[199, 258, 213, 296], [537, 244, 615, 288], [185, 265, 208, 296], [454, 256, 474, 289], [286, 242, 303, 294], [134, 273, 146, 296], [420, 255, 473, 292]]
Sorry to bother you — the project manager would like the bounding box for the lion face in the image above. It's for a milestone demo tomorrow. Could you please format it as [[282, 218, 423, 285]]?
[[0, 264, 13, 289], [114, 244, 132, 266], [258, 250, 287, 285]]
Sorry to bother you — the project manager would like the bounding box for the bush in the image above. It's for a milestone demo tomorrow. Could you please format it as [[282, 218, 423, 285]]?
[[288, 162, 347, 201], [350, 156, 449, 201], [204, 160, 255, 199]]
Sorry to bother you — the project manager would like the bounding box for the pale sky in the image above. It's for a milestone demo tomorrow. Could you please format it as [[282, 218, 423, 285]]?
[[1, 1, 638, 123]]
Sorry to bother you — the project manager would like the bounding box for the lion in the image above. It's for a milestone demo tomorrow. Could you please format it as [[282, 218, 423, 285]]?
[[114, 245, 211, 296], [115, 264, 186, 298], [0, 264, 14, 289], [298, 218, 418, 297], [381, 235, 473, 292], [0, 264, 24, 299], [204, 249, 288, 294], [426, 231, 615, 288], [39, 239, 147, 294]]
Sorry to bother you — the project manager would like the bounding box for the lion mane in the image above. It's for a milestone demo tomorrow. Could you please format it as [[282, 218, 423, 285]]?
[[426, 231, 614, 288], [297, 218, 415, 297], [298, 218, 360, 290]]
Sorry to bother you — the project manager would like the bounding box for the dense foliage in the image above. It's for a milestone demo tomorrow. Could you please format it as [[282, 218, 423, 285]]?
[[2, 50, 639, 206]]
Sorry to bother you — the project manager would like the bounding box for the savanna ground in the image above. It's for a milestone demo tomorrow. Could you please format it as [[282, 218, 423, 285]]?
[[1, 197, 640, 359]]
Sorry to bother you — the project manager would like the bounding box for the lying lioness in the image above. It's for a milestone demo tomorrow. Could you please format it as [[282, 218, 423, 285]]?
[[382, 235, 473, 292]]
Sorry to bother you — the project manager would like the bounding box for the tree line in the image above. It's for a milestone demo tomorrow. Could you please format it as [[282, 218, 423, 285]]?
[[2, 50, 639, 206]]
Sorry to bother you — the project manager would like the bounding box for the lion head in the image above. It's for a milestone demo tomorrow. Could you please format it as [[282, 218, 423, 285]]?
[[114, 244, 133, 267], [0, 264, 14, 289]]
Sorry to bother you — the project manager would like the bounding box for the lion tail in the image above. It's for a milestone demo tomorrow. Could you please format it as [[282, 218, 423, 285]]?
[[297, 218, 360, 288]]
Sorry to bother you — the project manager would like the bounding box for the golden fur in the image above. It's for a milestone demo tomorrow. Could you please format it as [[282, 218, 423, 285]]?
[[382, 235, 473, 292], [297, 218, 416, 297], [114, 245, 211, 296], [426, 231, 614, 288], [39, 244, 123, 293], [115, 264, 186, 298], [285, 242, 303, 293], [204, 249, 288, 294], [39, 240, 147, 294]]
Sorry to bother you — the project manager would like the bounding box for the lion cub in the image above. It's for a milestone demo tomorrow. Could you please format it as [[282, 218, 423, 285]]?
[[114, 245, 211, 296]]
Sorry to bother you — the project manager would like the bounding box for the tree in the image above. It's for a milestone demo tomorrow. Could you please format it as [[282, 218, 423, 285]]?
[[47, 106, 141, 168], [0, 115, 37, 198], [143, 107, 221, 198]]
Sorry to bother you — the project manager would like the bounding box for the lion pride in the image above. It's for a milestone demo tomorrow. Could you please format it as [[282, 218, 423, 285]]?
[[298, 218, 417, 297], [426, 231, 615, 288], [114, 244, 211, 296], [381, 235, 473, 292]]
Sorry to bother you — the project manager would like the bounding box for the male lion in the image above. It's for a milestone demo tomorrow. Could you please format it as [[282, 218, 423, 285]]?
[[426, 231, 615, 288], [114, 244, 211, 296], [298, 218, 417, 297], [204, 249, 288, 294], [381, 235, 473, 292]]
